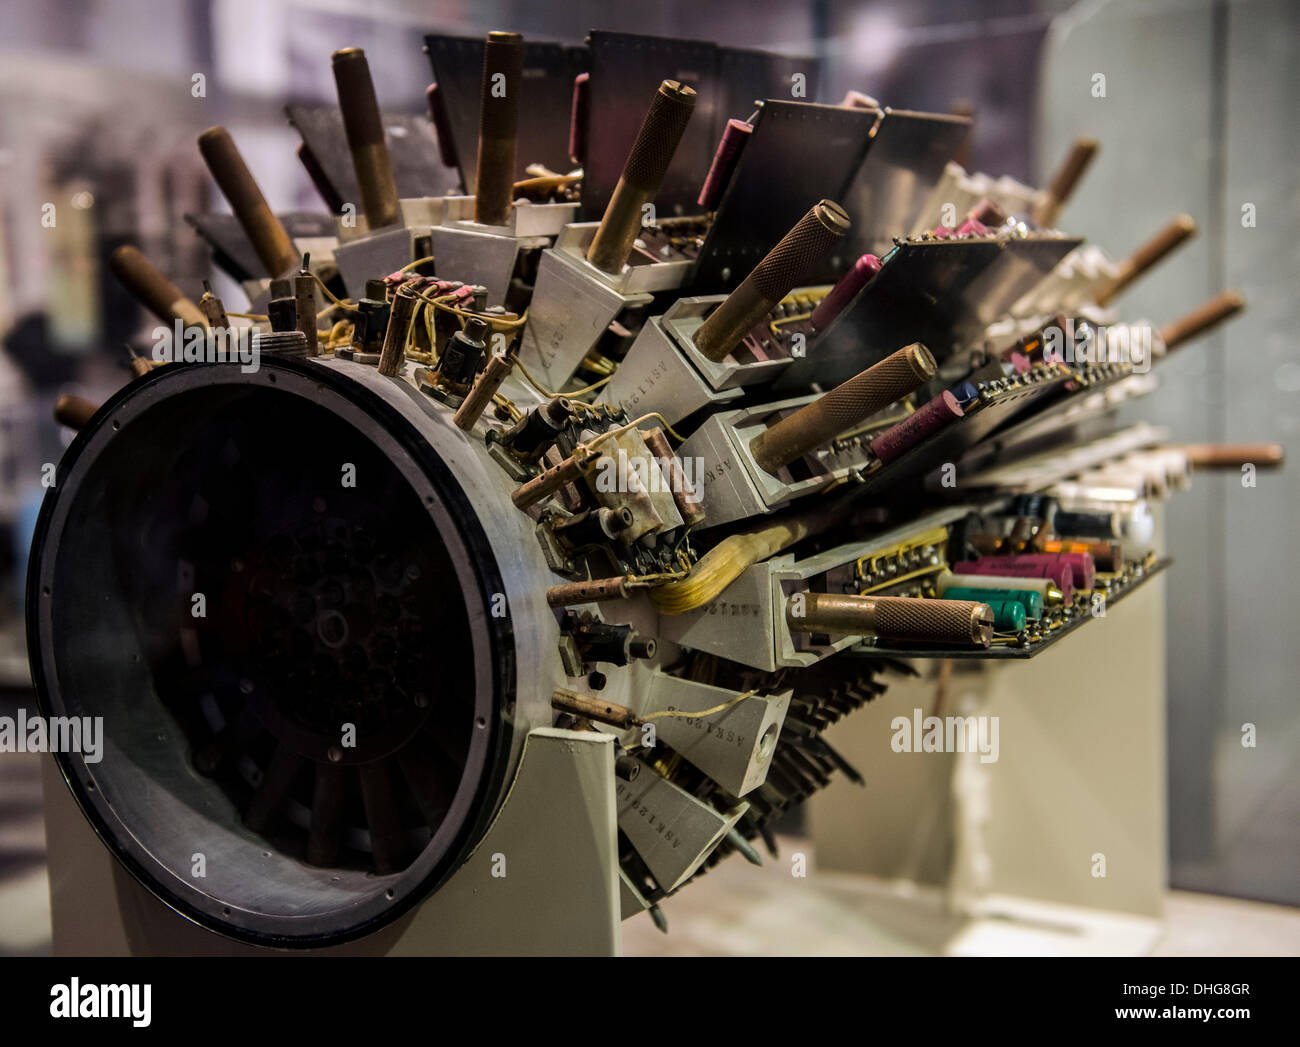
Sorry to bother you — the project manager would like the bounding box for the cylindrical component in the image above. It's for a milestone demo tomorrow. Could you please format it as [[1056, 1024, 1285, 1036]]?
[[569, 72, 590, 164], [553, 506, 633, 550], [268, 280, 297, 333], [1180, 442, 1284, 470], [697, 118, 752, 210], [1033, 136, 1099, 227], [438, 316, 489, 391], [950, 559, 1074, 603], [750, 343, 936, 475], [108, 246, 206, 328], [425, 83, 459, 170], [54, 394, 98, 431], [546, 577, 632, 608], [964, 598, 1025, 633], [1158, 290, 1246, 351], [294, 266, 320, 357], [1040, 539, 1121, 573], [810, 252, 881, 331], [127, 350, 153, 378], [641, 427, 705, 526], [586, 79, 697, 274], [503, 397, 572, 462], [614, 754, 641, 782], [551, 688, 640, 729], [197, 126, 299, 279], [453, 351, 515, 430], [378, 288, 419, 376], [570, 621, 656, 666], [786, 592, 994, 648], [332, 48, 400, 230], [996, 551, 1095, 590], [198, 284, 230, 330], [1051, 508, 1119, 539], [869, 389, 964, 465], [695, 200, 852, 362], [1095, 214, 1196, 306], [942, 587, 1044, 620], [511, 449, 596, 509], [474, 31, 525, 226], [936, 572, 1065, 607]]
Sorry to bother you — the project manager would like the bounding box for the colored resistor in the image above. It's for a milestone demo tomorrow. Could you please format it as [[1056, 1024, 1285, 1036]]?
[[941, 587, 1043, 621]]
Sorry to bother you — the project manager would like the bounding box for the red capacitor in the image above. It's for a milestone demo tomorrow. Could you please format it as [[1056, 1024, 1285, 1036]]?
[[697, 118, 752, 210], [811, 253, 882, 331], [951, 559, 1074, 602], [869, 390, 964, 464], [956, 218, 988, 236], [569, 72, 590, 164], [999, 552, 1095, 590]]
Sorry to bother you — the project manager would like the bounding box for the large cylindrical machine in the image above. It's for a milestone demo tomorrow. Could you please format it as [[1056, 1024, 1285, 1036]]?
[[29, 356, 559, 946]]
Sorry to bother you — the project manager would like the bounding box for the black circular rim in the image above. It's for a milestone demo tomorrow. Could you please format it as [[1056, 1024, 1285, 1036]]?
[[26, 357, 518, 948]]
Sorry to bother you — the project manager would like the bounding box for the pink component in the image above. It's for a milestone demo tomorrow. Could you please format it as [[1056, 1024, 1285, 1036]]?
[[869, 390, 964, 464], [810, 253, 882, 331], [697, 119, 753, 210]]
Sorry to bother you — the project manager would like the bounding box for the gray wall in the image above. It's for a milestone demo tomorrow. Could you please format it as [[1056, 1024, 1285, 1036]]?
[[1039, 0, 1299, 904]]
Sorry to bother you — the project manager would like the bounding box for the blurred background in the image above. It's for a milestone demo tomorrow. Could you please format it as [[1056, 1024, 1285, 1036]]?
[[0, 0, 1295, 954]]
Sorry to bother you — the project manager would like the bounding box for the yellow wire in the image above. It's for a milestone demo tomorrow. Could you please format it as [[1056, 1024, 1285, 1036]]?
[[639, 689, 757, 722]]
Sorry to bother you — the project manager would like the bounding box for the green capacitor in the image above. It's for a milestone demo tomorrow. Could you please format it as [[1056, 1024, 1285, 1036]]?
[[943, 587, 1043, 620]]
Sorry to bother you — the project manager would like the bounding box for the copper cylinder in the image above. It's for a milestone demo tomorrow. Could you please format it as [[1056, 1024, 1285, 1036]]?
[[108, 245, 206, 328], [786, 592, 993, 647], [1180, 442, 1284, 470], [1094, 214, 1196, 306], [1157, 290, 1246, 351], [197, 126, 298, 279], [551, 688, 640, 729], [586, 79, 697, 274], [332, 48, 400, 230], [53, 394, 99, 431], [1033, 136, 1098, 227], [749, 343, 936, 475], [474, 31, 525, 226], [641, 427, 705, 526], [546, 577, 632, 608], [695, 200, 851, 363], [453, 352, 515, 430], [377, 289, 418, 377], [512, 449, 596, 509]]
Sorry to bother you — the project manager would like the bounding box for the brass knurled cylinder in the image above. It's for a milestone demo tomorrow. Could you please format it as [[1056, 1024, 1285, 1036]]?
[[474, 31, 525, 226], [332, 48, 400, 230], [586, 80, 696, 274], [749, 343, 936, 474], [197, 126, 299, 279], [787, 592, 993, 647], [694, 199, 851, 363]]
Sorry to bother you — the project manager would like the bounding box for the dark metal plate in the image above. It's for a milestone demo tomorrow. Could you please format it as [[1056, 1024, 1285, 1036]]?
[[776, 233, 1083, 391], [424, 34, 587, 195], [285, 104, 452, 210], [690, 100, 878, 293]]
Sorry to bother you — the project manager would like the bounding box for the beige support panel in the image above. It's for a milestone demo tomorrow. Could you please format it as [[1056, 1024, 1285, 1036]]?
[[42, 728, 621, 956]]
